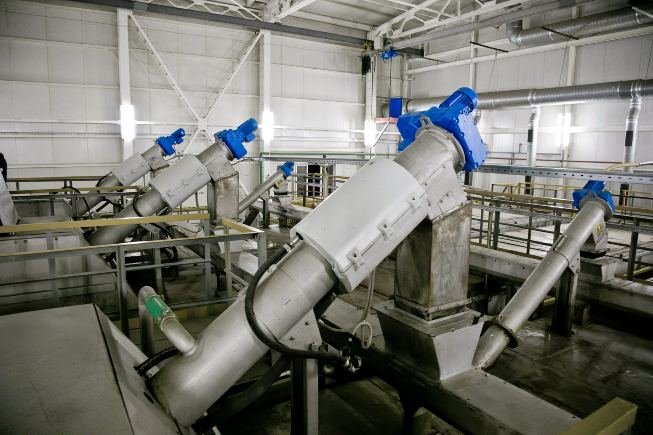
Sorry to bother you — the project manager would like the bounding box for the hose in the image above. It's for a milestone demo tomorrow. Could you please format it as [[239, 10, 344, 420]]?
[[132, 188, 178, 263], [605, 161, 653, 171], [319, 269, 375, 350], [244, 245, 347, 364], [135, 346, 180, 376], [65, 186, 91, 216]]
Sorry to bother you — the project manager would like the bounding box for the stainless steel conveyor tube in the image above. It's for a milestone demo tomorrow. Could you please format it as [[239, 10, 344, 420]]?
[[150, 86, 486, 426], [473, 185, 614, 369], [86, 120, 257, 246], [238, 162, 294, 214], [75, 129, 185, 216]]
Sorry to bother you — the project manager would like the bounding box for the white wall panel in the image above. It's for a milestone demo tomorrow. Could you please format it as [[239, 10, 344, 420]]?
[[48, 45, 84, 84]]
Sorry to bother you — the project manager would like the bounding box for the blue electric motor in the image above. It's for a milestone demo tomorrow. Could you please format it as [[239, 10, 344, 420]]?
[[155, 128, 186, 156], [572, 180, 615, 213], [278, 161, 294, 177], [215, 118, 258, 160], [396, 87, 487, 172]]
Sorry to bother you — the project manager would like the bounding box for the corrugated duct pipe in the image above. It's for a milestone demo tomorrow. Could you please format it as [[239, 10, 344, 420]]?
[[392, 79, 653, 114], [507, 6, 653, 47]]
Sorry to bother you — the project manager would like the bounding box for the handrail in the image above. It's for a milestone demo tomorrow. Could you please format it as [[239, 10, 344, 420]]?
[[0, 213, 211, 234], [0, 233, 258, 262], [10, 185, 141, 195]]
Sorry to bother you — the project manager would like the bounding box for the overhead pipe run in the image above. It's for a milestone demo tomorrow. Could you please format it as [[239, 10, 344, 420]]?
[[524, 107, 540, 195], [507, 6, 653, 46], [388, 79, 653, 114], [619, 97, 642, 205], [623, 97, 642, 172]]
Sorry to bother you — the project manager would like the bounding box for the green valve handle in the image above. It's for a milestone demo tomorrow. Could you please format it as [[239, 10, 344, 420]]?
[[145, 294, 173, 324]]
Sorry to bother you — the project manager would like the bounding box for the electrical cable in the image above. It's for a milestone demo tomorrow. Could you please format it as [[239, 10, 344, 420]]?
[[65, 186, 91, 216], [135, 346, 180, 377], [244, 245, 347, 364], [132, 187, 179, 262], [319, 269, 376, 349]]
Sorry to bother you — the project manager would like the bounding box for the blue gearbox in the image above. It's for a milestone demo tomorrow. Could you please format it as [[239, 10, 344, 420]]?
[[215, 118, 258, 160], [396, 87, 487, 172]]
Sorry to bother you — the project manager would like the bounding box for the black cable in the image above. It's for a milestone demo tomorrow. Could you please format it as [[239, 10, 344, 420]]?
[[244, 246, 346, 363], [132, 188, 179, 263], [95, 173, 109, 187], [67, 186, 92, 216], [135, 346, 180, 377]]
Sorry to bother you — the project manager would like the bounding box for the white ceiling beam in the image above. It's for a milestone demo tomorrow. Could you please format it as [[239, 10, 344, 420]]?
[[226, 0, 262, 20], [277, 0, 320, 19], [375, 0, 442, 36]]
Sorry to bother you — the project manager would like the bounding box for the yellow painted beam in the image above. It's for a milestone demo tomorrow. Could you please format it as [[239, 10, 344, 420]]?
[[221, 217, 263, 234], [0, 213, 210, 234], [561, 397, 637, 435], [10, 185, 141, 194]]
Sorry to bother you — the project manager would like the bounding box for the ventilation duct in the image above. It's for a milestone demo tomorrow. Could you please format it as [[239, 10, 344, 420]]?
[[393, 79, 653, 114], [507, 6, 653, 47]]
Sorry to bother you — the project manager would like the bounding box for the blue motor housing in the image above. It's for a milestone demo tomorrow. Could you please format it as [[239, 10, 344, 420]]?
[[277, 161, 294, 177], [215, 118, 258, 160], [572, 180, 615, 212], [388, 97, 403, 118], [155, 128, 185, 156], [396, 87, 487, 172]]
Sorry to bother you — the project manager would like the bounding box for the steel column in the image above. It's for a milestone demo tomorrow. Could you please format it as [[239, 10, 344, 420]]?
[[551, 256, 579, 337], [290, 358, 319, 435]]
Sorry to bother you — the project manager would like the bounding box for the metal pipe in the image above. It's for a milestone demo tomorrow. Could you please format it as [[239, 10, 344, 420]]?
[[619, 97, 642, 205], [139, 285, 196, 355], [623, 97, 642, 172], [526, 107, 541, 168], [74, 144, 166, 216], [74, 174, 120, 216], [238, 170, 285, 214], [152, 242, 337, 425], [400, 79, 653, 113], [151, 126, 466, 426], [473, 199, 609, 369], [507, 7, 653, 47], [87, 143, 231, 246], [76, 128, 185, 215], [138, 285, 157, 357], [87, 188, 168, 246]]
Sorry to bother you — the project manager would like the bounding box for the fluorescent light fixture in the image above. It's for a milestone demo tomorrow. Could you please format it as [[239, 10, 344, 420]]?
[[261, 110, 274, 142], [557, 112, 571, 148], [364, 119, 376, 147], [120, 104, 136, 142]]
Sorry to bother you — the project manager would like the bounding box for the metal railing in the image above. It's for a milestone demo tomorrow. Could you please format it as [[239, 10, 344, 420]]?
[[0, 214, 266, 334]]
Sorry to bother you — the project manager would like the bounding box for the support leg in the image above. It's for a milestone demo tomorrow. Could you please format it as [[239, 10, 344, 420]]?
[[551, 258, 580, 337], [291, 358, 319, 435]]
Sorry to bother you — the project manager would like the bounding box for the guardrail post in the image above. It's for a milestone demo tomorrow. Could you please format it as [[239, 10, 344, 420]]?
[[492, 200, 500, 250], [117, 245, 129, 335], [627, 218, 639, 280], [204, 240, 212, 297], [224, 226, 233, 297], [257, 231, 267, 267], [45, 231, 61, 307], [153, 246, 164, 297]]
